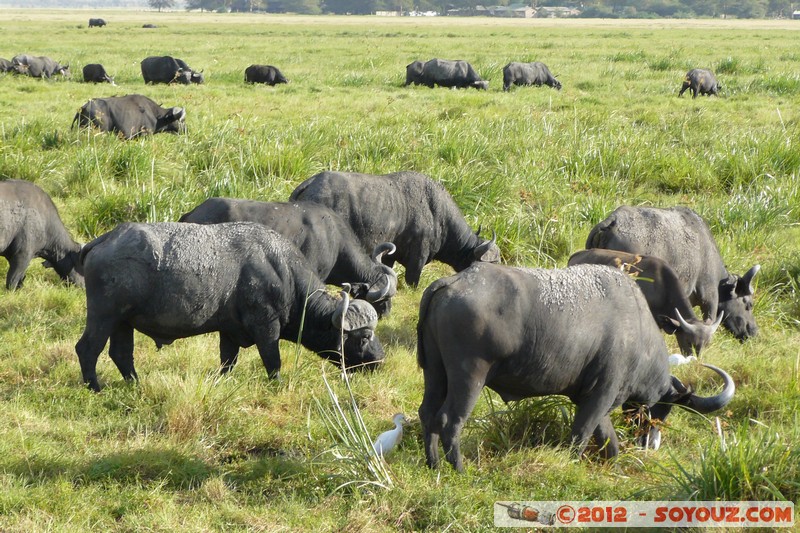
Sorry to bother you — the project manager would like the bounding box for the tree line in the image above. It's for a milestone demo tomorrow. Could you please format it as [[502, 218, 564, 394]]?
[[164, 0, 795, 18]]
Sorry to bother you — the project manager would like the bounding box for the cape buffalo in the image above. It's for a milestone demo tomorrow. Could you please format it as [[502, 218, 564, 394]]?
[[179, 198, 397, 316], [568, 249, 723, 356], [244, 64, 288, 85], [502, 61, 561, 91], [142, 24, 158, 28], [586, 206, 759, 340], [82, 63, 114, 85], [12, 55, 70, 79], [72, 94, 186, 139], [418, 263, 734, 471], [141, 55, 194, 85], [0, 179, 84, 290], [416, 58, 488, 90], [75, 222, 387, 392], [679, 68, 719, 98], [404, 60, 424, 86], [88, 18, 106, 27], [290, 171, 500, 287]]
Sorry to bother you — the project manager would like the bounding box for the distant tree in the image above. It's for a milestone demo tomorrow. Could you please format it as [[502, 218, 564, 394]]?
[[149, 0, 176, 10]]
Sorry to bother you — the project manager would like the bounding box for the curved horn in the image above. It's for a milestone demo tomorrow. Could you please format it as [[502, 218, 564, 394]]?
[[365, 264, 397, 302], [681, 363, 735, 415], [331, 291, 350, 330], [674, 308, 700, 335], [371, 242, 396, 263], [710, 310, 724, 333], [742, 264, 761, 295], [472, 230, 497, 261]]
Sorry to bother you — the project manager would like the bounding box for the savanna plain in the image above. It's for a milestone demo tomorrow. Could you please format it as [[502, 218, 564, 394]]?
[[0, 10, 799, 531]]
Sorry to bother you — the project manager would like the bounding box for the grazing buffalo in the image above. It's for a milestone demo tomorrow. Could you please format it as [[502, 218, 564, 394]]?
[[416, 58, 488, 90], [586, 206, 759, 340], [75, 222, 387, 392], [88, 18, 107, 27], [141, 55, 195, 85], [679, 68, 719, 98], [502, 61, 561, 91], [72, 94, 186, 139], [244, 64, 288, 85], [82, 63, 114, 85], [404, 60, 424, 86], [568, 249, 723, 356], [179, 198, 398, 316], [12, 55, 70, 78], [418, 263, 735, 471], [0, 179, 84, 290], [290, 171, 500, 287], [0, 58, 13, 72], [142, 24, 158, 28], [174, 58, 204, 84]]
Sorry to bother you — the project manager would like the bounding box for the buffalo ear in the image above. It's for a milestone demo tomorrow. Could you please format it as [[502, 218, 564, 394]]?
[[165, 107, 185, 122], [348, 283, 370, 300]]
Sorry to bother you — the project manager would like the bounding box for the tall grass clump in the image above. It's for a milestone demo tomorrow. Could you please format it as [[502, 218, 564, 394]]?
[[646, 419, 800, 501]]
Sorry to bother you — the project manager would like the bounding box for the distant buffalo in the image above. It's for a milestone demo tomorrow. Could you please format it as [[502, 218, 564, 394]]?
[[679, 68, 719, 98], [245, 64, 288, 85], [141, 55, 202, 85], [72, 94, 186, 139], [503, 61, 561, 91], [82, 63, 114, 85], [0, 58, 13, 72], [12, 55, 70, 79], [0, 179, 84, 290], [415, 58, 488, 90], [88, 18, 107, 27], [142, 24, 158, 28]]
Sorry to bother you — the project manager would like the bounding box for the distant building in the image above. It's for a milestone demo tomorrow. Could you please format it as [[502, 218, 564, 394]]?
[[793, 10, 800, 19], [534, 6, 581, 17], [376, 10, 401, 16]]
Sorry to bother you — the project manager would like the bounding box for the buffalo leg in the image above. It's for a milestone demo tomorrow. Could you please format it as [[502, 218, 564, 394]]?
[[418, 346, 448, 469], [75, 321, 114, 392], [438, 360, 490, 472], [591, 416, 619, 459], [108, 323, 137, 382], [219, 333, 240, 374], [6, 252, 33, 290], [571, 396, 617, 459], [403, 256, 428, 288], [250, 322, 282, 379]]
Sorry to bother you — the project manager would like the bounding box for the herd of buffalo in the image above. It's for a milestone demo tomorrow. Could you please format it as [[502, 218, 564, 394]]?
[[0, 22, 741, 471]]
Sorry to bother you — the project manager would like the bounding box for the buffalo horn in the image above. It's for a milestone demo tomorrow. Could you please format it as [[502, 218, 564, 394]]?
[[741, 264, 761, 295], [367, 243, 398, 302], [674, 308, 723, 334], [473, 230, 497, 260], [680, 363, 735, 414]]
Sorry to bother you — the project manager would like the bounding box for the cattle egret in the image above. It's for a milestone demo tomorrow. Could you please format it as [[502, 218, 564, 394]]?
[[372, 413, 407, 456], [668, 353, 697, 366]]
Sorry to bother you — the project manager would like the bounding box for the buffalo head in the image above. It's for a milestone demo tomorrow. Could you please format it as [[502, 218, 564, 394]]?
[[351, 242, 398, 318], [640, 363, 735, 450], [472, 80, 489, 90], [329, 292, 385, 371], [662, 308, 724, 357], [174, 69, 192, 84], [718, 264, 760, 340], [155, 106, 186, 135], [190, 70, 204, 84]]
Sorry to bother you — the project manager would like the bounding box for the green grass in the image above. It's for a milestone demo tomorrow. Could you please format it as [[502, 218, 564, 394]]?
[[1, 11, 799, 531]]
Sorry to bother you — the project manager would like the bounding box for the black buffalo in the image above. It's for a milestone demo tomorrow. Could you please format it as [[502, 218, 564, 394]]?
[[568, 249, 723, 356], [0, 58, 13, 72], [587, 206, 759, 340], [82, 63, 114, 85], [72, 94, 186, 139], [179, 198, 397, 316], [244, 64, 288, 85], [0, 179, 84, 290], [88, 18, 107, 27], [12, 55, 70, 78], [418, 263, 734, 471], [502, 61, 561, 91], [141, 55, 198, 85], [142, 24, 158, 28], [75, 222, 387, 392], [404, 60, 424, 86], [679, 68, 719, 98], [290, 171, 500, 287], [415, 58, 488, 90]]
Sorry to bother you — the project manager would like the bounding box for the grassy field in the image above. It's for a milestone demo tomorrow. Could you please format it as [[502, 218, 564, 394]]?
[[0, 10, 799, 531]]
